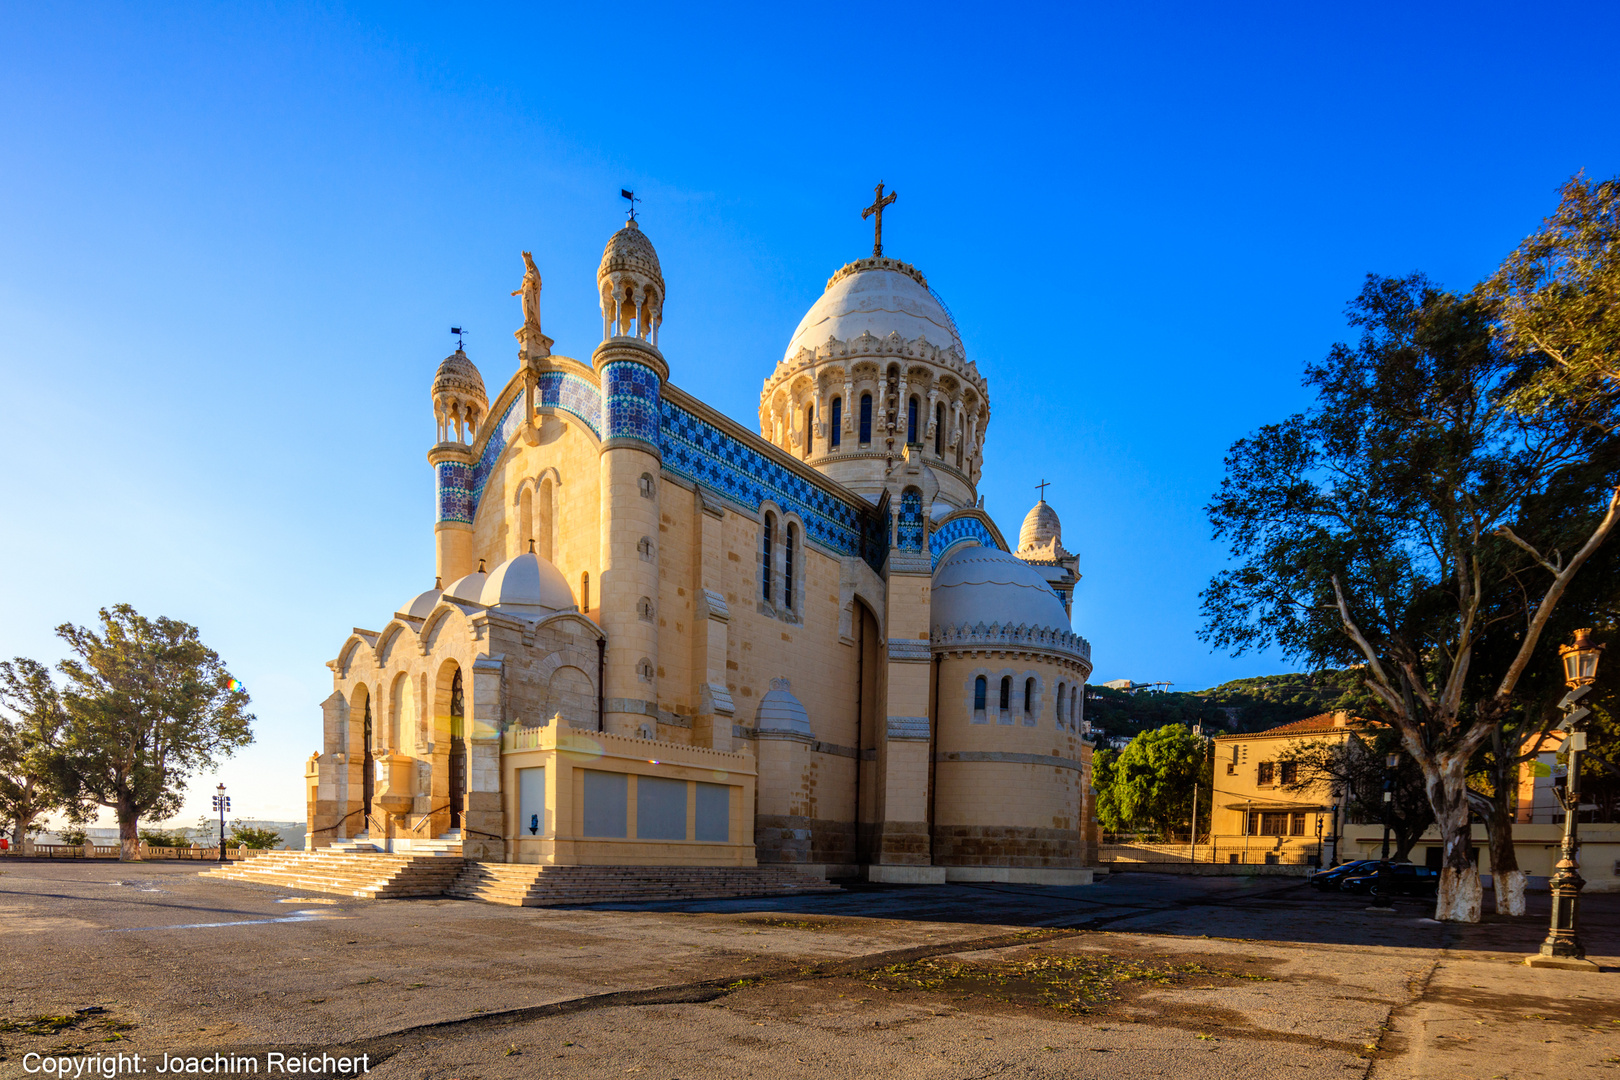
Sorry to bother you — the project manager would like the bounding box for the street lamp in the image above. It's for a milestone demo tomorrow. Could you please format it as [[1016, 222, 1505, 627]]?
[[211, 783, 231, 865], [1529, 628, 1603, 970]]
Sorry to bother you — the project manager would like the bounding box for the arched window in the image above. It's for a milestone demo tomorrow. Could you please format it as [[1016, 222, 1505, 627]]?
[[784, 523, 796, 610], [1024, 677, 1035, 718], [999, 676, 1011, 712], [830, 397, 842, 447], [580, 572, 590, 613], [859, 393, 872, 444], [973, 676, 987, 712], [1056, 683, 1066, 727], [907, 396, 919, 444], [803, 405, 814, 459], [761, 512, 775, 602], [449, 668, 466, 829], [934, 402, 944, 454], [1071, 693, 1079, 727]]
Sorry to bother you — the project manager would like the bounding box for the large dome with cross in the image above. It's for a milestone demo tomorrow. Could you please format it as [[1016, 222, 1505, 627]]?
[[782, 256, 963, 364]]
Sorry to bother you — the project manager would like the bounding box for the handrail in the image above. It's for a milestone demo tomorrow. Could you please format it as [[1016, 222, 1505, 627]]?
[[410, 805, 454, 835]]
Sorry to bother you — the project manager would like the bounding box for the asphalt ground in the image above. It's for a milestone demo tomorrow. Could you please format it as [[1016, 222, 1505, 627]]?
[[3, 860, 1619, 1079]]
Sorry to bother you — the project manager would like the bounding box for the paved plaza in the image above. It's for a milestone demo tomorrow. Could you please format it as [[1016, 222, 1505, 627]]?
[[3, 862, 1619, 1078]]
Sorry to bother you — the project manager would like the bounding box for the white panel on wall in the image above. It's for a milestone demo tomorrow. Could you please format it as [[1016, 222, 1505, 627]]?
[[695, 782, 730, 843], [582, 769, 628, 838], [637, 775, 688, 840], [517, 767, 546, 837]]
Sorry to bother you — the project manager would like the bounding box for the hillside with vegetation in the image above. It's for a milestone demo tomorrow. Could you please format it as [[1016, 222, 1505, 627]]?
[[1086, 668, 1365, 742]]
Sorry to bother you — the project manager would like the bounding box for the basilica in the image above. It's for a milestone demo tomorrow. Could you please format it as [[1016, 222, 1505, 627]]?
[[305, 195, 1097, 883]]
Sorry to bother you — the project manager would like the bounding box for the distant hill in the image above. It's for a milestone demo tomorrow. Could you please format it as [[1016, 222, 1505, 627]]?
[[1087, 669, 1364, 742]]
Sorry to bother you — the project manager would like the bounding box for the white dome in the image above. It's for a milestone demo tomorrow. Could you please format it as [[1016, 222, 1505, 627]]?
[[783, 259, 962, 363], [401, 587, 442, 620], [478, 552, 577, 615], [443, 570, 487, 605], [754, 678, 812, 737], [931, 544, 1071, 635]]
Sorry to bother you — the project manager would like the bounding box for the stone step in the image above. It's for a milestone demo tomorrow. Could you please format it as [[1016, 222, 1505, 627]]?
[[201, 849, 467, 899], [446, 864, 841, 907]]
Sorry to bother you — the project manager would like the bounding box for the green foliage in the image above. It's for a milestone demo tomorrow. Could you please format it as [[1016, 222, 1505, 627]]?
[[137, 828, 190, 848], [59, 829, 88, 846], [0, 657, 82, 845], [1093, 724, 1212, 836], [1275, 728, 1434, 860], [8, 605, 254, 856], [228, 822, 284, 849], [1482, 172, 1620, 425], [1086, 669, 1364, 740]]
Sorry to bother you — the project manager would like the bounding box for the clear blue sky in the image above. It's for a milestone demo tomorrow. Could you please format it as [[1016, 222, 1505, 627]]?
[[3, 3, 1617, 823]]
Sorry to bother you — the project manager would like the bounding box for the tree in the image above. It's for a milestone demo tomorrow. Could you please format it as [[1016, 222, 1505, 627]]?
[[229, 821, 285, 849], [48, 605, 254, 860], [1483, 173, 1620, 423], [1274, 728, 1434, 862], [0, 658, 80, 848], [1092, 724, 1212, 837], [1203, 274, 1620, 921]]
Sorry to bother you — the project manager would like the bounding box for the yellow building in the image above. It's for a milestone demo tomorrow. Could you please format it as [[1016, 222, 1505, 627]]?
[[304, 206, 1097, 884], [1210, 715, 1620, 889]]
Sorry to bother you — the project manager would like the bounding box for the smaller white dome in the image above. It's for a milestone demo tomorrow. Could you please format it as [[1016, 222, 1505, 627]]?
[[479, 552, 577, 615], [931, 544, 1071, 635], [443, 570, 488, 605], [1017, 500, 1062, 555], [401, 587, 442, 620], [755, 678, 812, 737]]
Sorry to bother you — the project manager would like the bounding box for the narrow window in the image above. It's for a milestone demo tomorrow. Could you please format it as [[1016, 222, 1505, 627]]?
[[580, 572, 590, 612], [1055, 683, 1066, 726], [999, 676, 1011, 711], [803, 405, 813, 459], [934, 402, 944, 454], [1024, 678, 1035, 722], [1257, 761, 1275, 785], [784, 523, 796, 610], [1071, 693, 1078, 727], [973, 676, 987, 712], [830, 397, 842, 447], [761, 512, 774, 602], [907, 396, 919, 444], [859, 394, 872, 444]]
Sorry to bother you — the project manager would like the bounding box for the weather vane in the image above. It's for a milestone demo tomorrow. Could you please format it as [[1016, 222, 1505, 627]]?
[[451, 326, 466, 350], [621, 188, 640, 222]]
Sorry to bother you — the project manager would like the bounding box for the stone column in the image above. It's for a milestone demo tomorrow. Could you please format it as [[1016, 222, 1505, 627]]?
[[464, 651, 507, 861]]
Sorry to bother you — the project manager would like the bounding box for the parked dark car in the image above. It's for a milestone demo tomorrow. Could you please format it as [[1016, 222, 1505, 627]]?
[[1338, 863, 1438, 897], [1308, 860, 1381, 891]]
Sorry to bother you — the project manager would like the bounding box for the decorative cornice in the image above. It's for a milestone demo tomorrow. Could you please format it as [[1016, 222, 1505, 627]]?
[[931, 620, 1093, 666], [886, 638, 930, 662], [827, 256, 928, 291], [886, 715, 930, 741]]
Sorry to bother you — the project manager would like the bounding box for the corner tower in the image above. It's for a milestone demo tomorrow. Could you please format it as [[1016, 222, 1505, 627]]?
[[592, 219, 668, 737], [428, 348, 487, 584]]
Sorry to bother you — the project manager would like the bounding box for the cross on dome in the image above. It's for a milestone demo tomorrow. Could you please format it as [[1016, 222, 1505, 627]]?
[[862, 182, 897, 257]]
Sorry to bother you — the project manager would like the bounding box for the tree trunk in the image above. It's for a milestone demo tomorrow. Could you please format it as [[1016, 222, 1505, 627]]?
[[10, 817, 25, 849], [118, 800, 141, 862], [1432, 753, 1482, 922], [1488, 767, 1526, 917]]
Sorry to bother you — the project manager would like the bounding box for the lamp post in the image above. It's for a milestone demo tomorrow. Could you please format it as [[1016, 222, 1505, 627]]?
[[1529, 629, 1604, 969], [212, 783, 230, 865]]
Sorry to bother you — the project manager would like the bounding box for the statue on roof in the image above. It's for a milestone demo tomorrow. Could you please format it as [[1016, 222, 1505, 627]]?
[[512, 251, 542, 332]]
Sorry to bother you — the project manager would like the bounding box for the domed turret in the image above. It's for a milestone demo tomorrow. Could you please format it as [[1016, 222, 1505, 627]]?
[[1017, 500, 1064, 559], [598, 220, 664, 347], [432, 349, 487, 444]]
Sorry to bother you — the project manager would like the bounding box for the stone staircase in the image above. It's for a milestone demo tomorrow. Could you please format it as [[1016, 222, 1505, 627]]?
[[446, 863, 843, 907], [200, 848, 468, 899]]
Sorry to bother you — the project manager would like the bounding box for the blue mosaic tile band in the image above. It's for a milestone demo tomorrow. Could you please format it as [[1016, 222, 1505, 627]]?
[[470, 395, 529, 511], [660, 398, 886, 572], [602, 361, 662, 449], [930, 514, 999, 568], [536, 371, 602, 438], [436, 460, 474, 524], [898, 489, 924, 551]]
